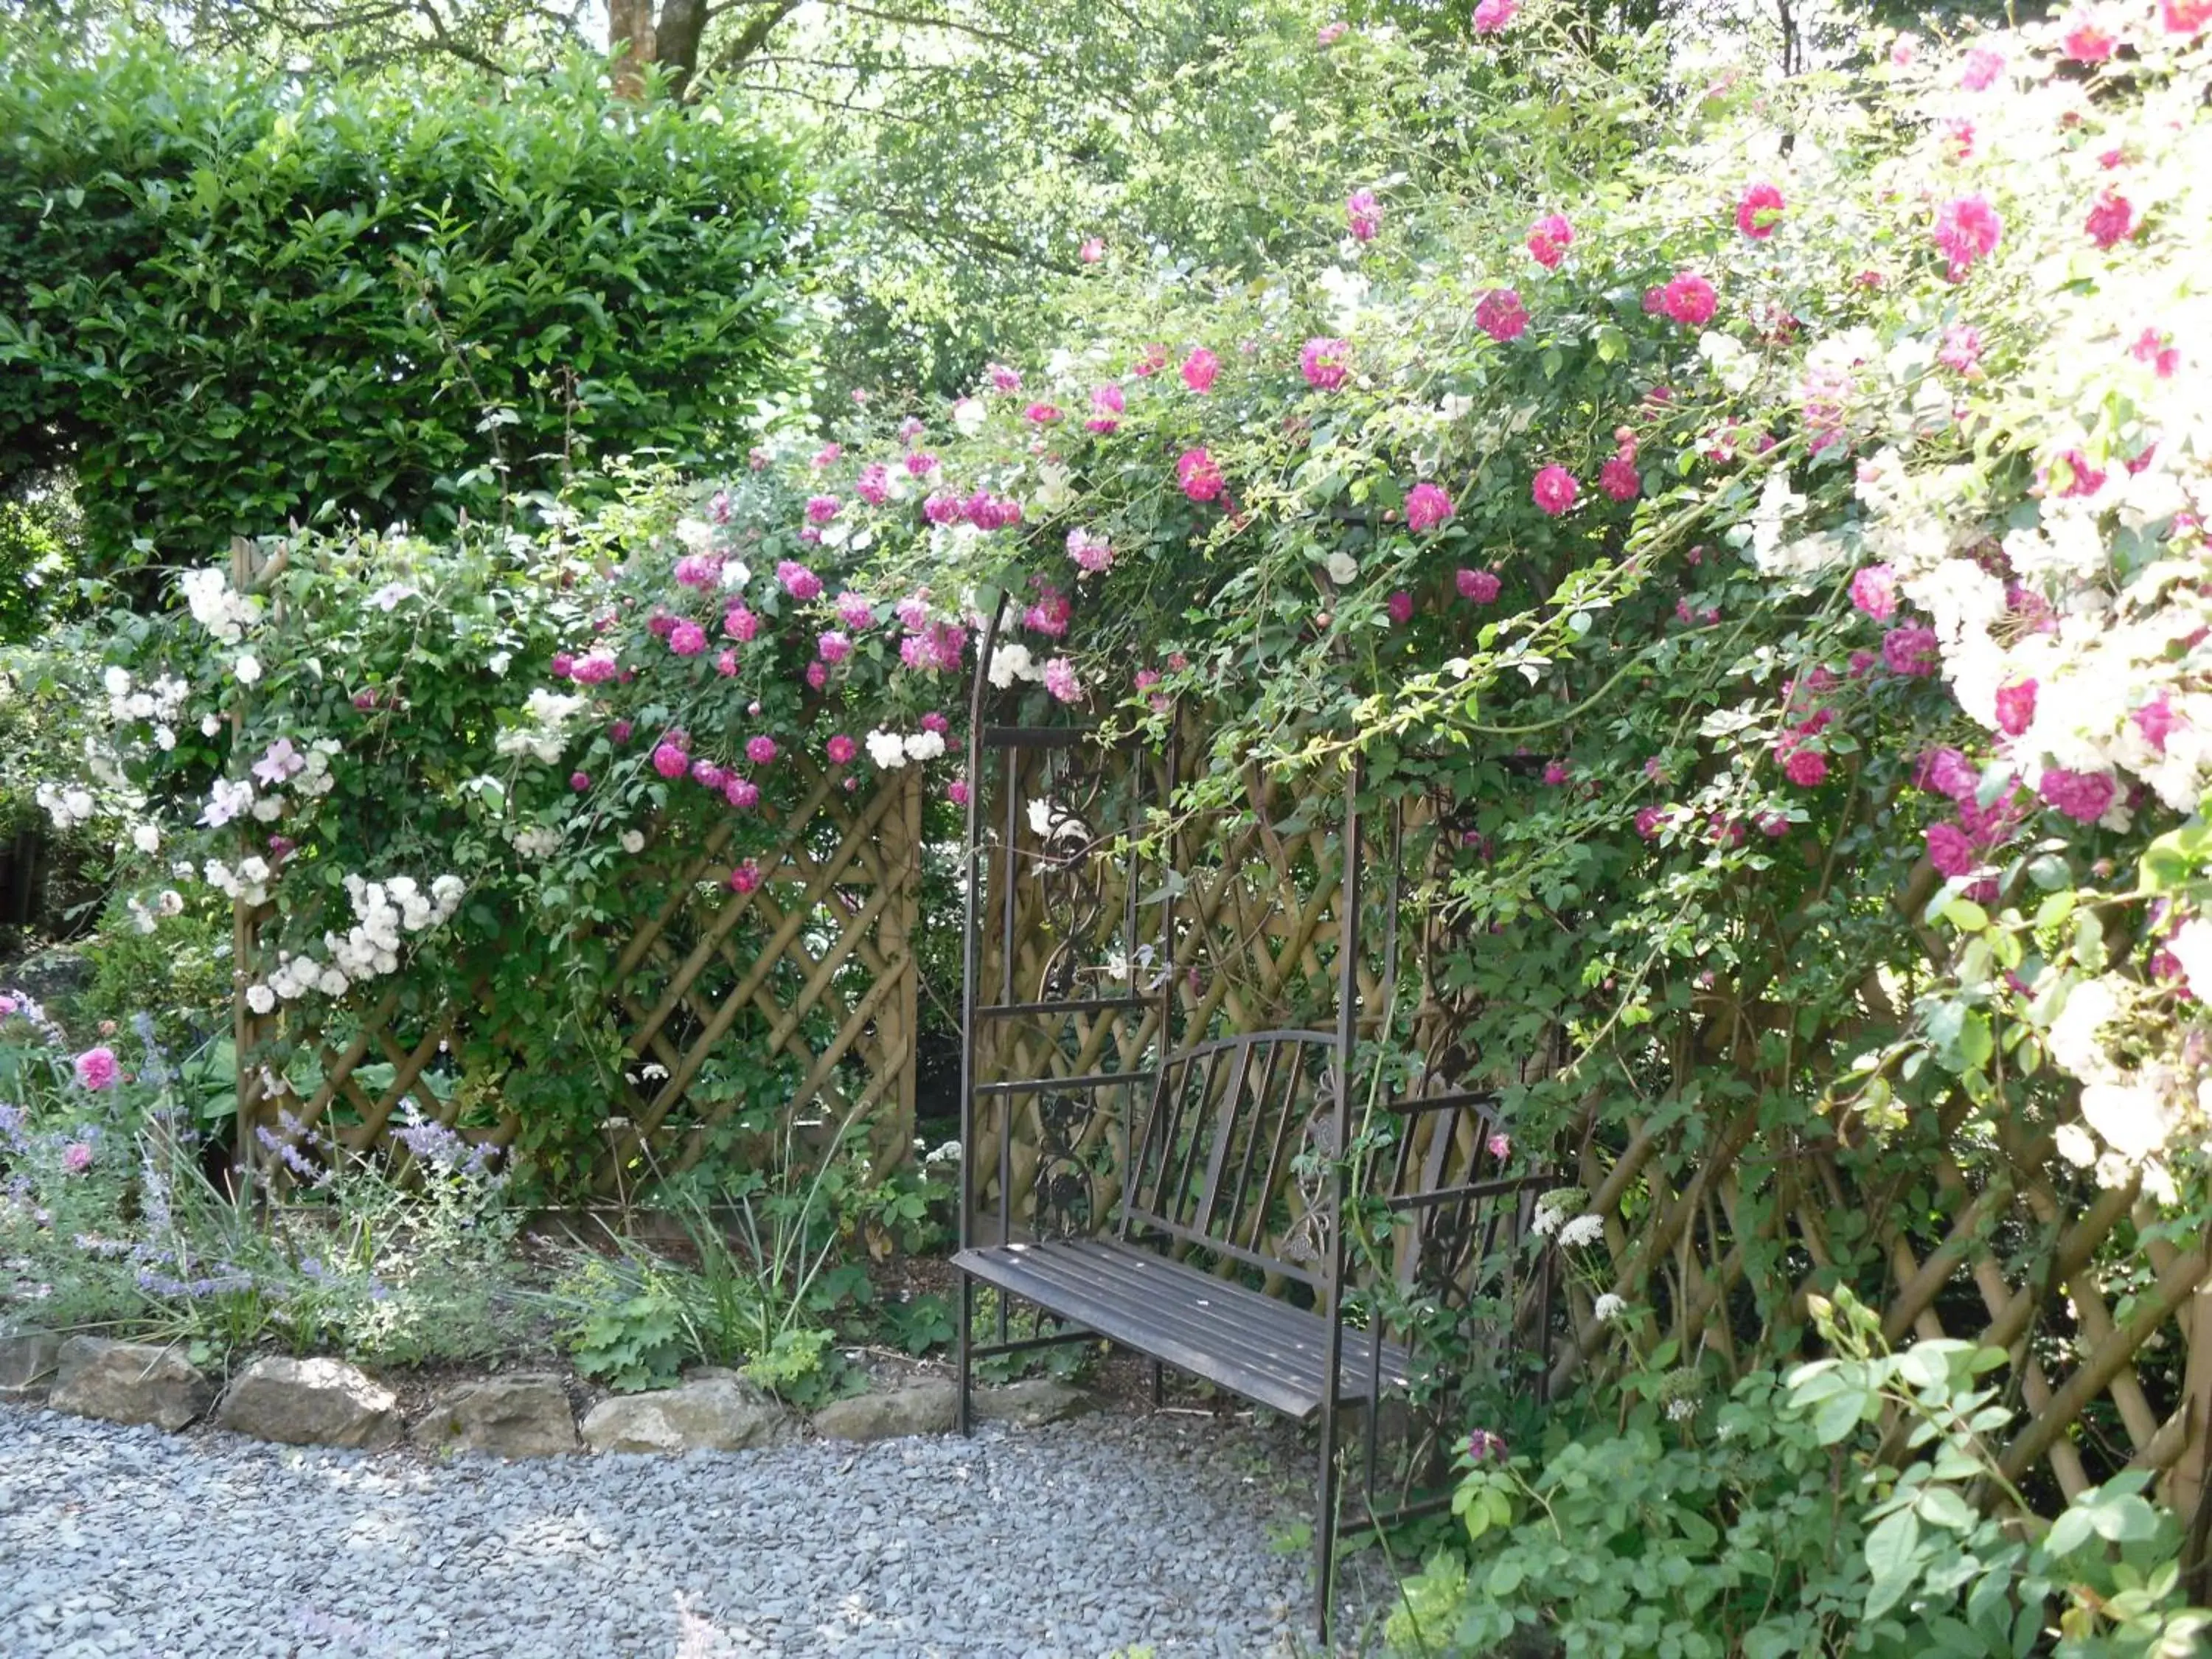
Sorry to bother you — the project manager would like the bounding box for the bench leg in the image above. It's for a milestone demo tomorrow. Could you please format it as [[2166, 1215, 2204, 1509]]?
[[1315, 1397, 1340, 1646], [955, 1268, 974, 1437]]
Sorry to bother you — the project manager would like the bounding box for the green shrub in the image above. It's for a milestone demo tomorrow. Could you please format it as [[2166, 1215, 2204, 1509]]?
[[0, 29, 810, 571]]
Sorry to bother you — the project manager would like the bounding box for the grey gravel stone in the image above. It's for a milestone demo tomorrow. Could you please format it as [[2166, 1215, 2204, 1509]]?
[[581, 1374, 795, 1454], [0, 1332, 61, 1404], [812, 1378, 956, 1441], [411, 1372, 578, 1458], [218, 1356, 400, 1450], [1, 1397, 1377, 1655], [46, 1338, 213, 1431]]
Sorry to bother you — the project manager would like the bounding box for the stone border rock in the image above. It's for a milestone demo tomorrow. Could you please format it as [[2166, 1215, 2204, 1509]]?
[[5, 1333, 1099, 1458]]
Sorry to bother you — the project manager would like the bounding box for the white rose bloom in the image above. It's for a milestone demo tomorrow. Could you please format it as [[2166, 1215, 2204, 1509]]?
[[2053, 1122, 2098, 1169], [866, 730, 908, 769], [2166, 921, 2212, 1004], [675, 517, 715, 552], [904, 730, 946, 762], [103, 666, 132, 698], [720, 560, 753, 591], [950, 397, 987, 437], [246, 984, 276, 1015], [316, 967, 351, 998], [621, 830, 646, 855], [201, 714, 223, 737], [155, 725, 175, 751], [2047, 977, 2122, 1082], [131, 824, 161, 855], [1324, 551, 1359, 585], [488, 650, 512, 677], [2080, 1077, 2174, 1164], [234, 654, 262, 685]]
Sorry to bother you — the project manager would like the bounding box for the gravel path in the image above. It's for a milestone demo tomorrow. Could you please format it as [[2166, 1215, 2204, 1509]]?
[[0, 1403, 1372, 1659]]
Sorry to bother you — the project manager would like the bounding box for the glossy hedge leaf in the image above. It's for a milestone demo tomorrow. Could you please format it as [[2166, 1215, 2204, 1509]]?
[[0, 29, 809, 572]]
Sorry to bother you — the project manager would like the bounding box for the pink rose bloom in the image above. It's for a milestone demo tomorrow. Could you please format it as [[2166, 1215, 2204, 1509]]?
[[2084, 189, 2138, 250], [922, 493, 961, 526], [804, 495, 841, 526], [724, 777, 760, 810], [728, 861, 762, 894], [1542, 760, 1571, 786], [1086, 383, 1124, 434], [1457, 568, 1501, 603], [716, 649, 737, 676], [1181, 348, 1220, 393], [2039, 768, 2116, 824], [1486, 1131, 1511, 1160], [570, 771, 591, 792], [74, 1046, 119, 1090], [745, 736, 778, 766], [1960, 46, 2005, 90], [1472, 0, 1518, 31], [1938, 324, 1983, 374], [1177, 447, 1226, 503], [1318, 19, 1349, 45], [2135, 695, 2183, 752], [1133, 343, 1169, 377], [827, 734, 858, 765], [1784, 750, 1828, 787], [723, 605, 759, 641], [947, 778, 971, 807], [1758, 813, 1790, 838], [2165, 0, 2211, 32], [1474, 288, 1528, 342], [611, 720, 634, 742], [674, 553, 720, 590], [1882, 625, 1941, 677], [63, 1141, 94, 1174], [806, 661, 828, 690], [669, 619, 707, 657], [1926, 821, 1977, 877], [856, 463, 891, 505], [649, 613, 676, 638], [1043, 657, 1082, 705], [1660, 272, 1718, 326], [1599, 456, 1641, 502], [1526, 212, 1573, 269], [1067, 528, 1114, 573], [1079, 237, 1105, 263], [836, 592, 874, 630], [1635, 805, 1668, 840], [1405, 482, 1454, 532], [1299, 337, 1352, 390], [2131, 329, 2178, 378], [1736, 181, 1785, 239], [1933, 195, 2003, 280], [1994, 678, 2037, 737], [1850, 565, 1897, 621], [818, 631, 852, 664], [2062, 14, 2117, 59], [1023, 402, 1064, 425], [652, 742, 689, 780], [987, 362, 1022, 392], [776, 561, 823, 602], [1531, 465, 1579, 515], [1385, 591, 1414, 627], [1346, 189, 1382, 241]]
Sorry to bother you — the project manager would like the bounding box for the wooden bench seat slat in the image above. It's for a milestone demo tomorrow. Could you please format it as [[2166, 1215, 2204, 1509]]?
[[956, 1237, 1413, 1420]]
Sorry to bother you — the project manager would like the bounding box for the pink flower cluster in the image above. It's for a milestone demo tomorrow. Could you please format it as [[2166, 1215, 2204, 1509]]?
[[1346, 189, 1382, 241], [1181, 348, 1219, 392], [1023, 580, 1073, 637], [1300, 337, 1351, 391], [1933, 195, 2003, 281], [1087, 383, 1124, 434], [1457, 567, 1501, 604], [1178, 448, 1226, 504], [900, 617, 967, 674], [1067, 528, 1114, 573], [1531, 464, 1579, 516], [1658, 271, 1718, 327], [1472, 0, 1518, 32], [1405, 481, 1454, 532], [776, 560, 823, 602], [922, 491, 1024, 530], [1736, 181, 1784, 240], [1474, 288, 1529, 343], [1526, 212, 1573, 270], [1599, 428, 1640, 503]]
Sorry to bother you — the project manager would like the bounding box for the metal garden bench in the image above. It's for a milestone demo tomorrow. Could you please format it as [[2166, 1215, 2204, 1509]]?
[[953, 1022, 1551, 1638]]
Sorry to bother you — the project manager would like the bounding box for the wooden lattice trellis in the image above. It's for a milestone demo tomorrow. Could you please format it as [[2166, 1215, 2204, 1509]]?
[[232, 732, 923, 1190]]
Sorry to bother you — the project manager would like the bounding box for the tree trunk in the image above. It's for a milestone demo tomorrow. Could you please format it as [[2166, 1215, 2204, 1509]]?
[[607, 0, 658, 97]]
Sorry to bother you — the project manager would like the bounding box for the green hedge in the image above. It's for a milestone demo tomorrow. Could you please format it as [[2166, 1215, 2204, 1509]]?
[[0, 32, 810, 571]]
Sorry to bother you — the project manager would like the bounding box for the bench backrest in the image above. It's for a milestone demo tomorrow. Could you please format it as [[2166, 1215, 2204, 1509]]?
[[1119, 1028, 1343, 1289]]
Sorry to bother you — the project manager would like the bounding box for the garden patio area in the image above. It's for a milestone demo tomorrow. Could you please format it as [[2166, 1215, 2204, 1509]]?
[[6, 0, 2212, 1655]]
